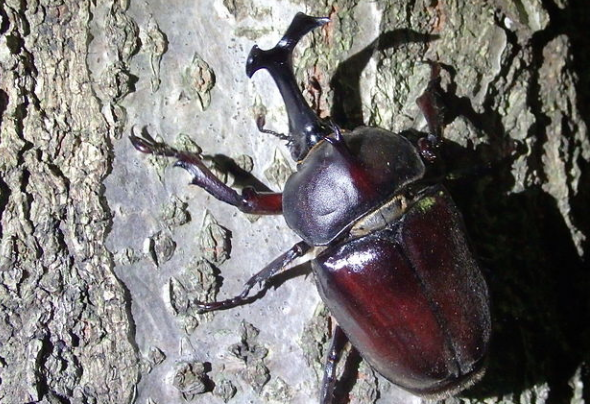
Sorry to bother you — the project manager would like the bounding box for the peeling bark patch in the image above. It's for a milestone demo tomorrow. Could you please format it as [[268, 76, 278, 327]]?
[[172, 361, 213, 399], [160, 196, 190, 228], [349, 361, 379, 404], [213, 378, 237, 402], [299, 303, 330, 381], [142, 15, 168, 93], [106, 1, 140, 63], [539, 35, 588, 254], [140, 345, 167, 375], [167, 258, 219, 333], [101, 61, 138, 102], [223, 0, 251, 22], [264, 149, 293, 189], [229, 321, 271, 393], [261, 377, 294, 402], [199, 210, 232, 265], [145, 230, 176, 267], [181, 53, 216, 111]]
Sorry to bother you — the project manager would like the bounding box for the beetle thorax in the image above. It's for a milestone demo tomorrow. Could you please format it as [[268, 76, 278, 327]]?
[[282, 127, 426, 246]]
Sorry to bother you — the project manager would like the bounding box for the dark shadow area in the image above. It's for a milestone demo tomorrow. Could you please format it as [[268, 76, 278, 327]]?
[[207, 154, 274, 193], [450, 176, 590, 404], [446, 4, 590, 403], [333, 347, 365, 404], [0, 4, 9, 36], [0, 176, 9, 240], [330, 29, 438, 130], [271, 261, 312, 288], [560, 0, 590, 264], [0, 89, 8, 130]]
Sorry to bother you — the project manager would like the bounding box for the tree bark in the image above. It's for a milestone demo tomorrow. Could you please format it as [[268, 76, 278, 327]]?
[[0, 1, 588, 404]]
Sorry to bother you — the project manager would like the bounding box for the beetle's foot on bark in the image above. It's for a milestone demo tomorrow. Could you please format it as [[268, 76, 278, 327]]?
[[194, 277, 262, 313], [194, 298, 230, 313], [130, 132, 180, 158], [194, 299, 224, 313], [194, 291, 253, 313]]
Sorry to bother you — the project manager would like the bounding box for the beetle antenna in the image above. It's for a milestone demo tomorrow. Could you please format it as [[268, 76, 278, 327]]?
[[256, 115, 290, 141], [246, 12, 333, 162]]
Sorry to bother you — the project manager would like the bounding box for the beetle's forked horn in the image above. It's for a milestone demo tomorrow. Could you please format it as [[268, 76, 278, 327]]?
[[246, 13, 329, 77], [246, 12, 332, 162]]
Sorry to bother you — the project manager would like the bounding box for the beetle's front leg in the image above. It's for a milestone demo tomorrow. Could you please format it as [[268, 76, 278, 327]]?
[[130, 133, 283, 215], [196, 241, 311, 312], [321, 325, 349, 404]]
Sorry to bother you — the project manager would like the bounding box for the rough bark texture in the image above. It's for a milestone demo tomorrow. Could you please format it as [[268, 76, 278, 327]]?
[[0, 1, 588, 404]]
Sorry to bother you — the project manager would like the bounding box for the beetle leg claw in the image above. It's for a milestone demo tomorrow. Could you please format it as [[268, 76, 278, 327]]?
[[129, 131, 181, 158], [194, 241, 311, 313], [130, 131, 284, 214]]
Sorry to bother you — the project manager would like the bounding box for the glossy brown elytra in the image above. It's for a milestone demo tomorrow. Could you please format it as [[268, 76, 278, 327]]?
[[131, 12, 491, 403]]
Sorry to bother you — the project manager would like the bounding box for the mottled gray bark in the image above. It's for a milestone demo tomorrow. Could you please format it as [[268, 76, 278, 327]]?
[[0, 1, 588, 404]]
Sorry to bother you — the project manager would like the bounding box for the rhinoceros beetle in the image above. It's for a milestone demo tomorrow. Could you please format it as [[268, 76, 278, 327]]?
[[131, 12, 491, 404]]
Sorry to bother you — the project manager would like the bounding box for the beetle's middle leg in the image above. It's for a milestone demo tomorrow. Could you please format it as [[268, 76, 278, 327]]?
[[130, 131, 283, 215], [196, 241, 311, 312]]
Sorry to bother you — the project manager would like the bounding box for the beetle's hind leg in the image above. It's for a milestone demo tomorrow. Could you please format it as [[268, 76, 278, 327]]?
[[130, 130, 283, 215], [321, 325, 349, 404], [195, 241, 311, 312]]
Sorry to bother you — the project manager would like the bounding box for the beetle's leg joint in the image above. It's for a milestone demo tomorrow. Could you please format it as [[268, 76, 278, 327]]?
[[194, 241, 310, 313]]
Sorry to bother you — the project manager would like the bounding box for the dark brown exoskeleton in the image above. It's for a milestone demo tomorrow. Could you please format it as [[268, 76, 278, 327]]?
[[131, 13, 491, 403]]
